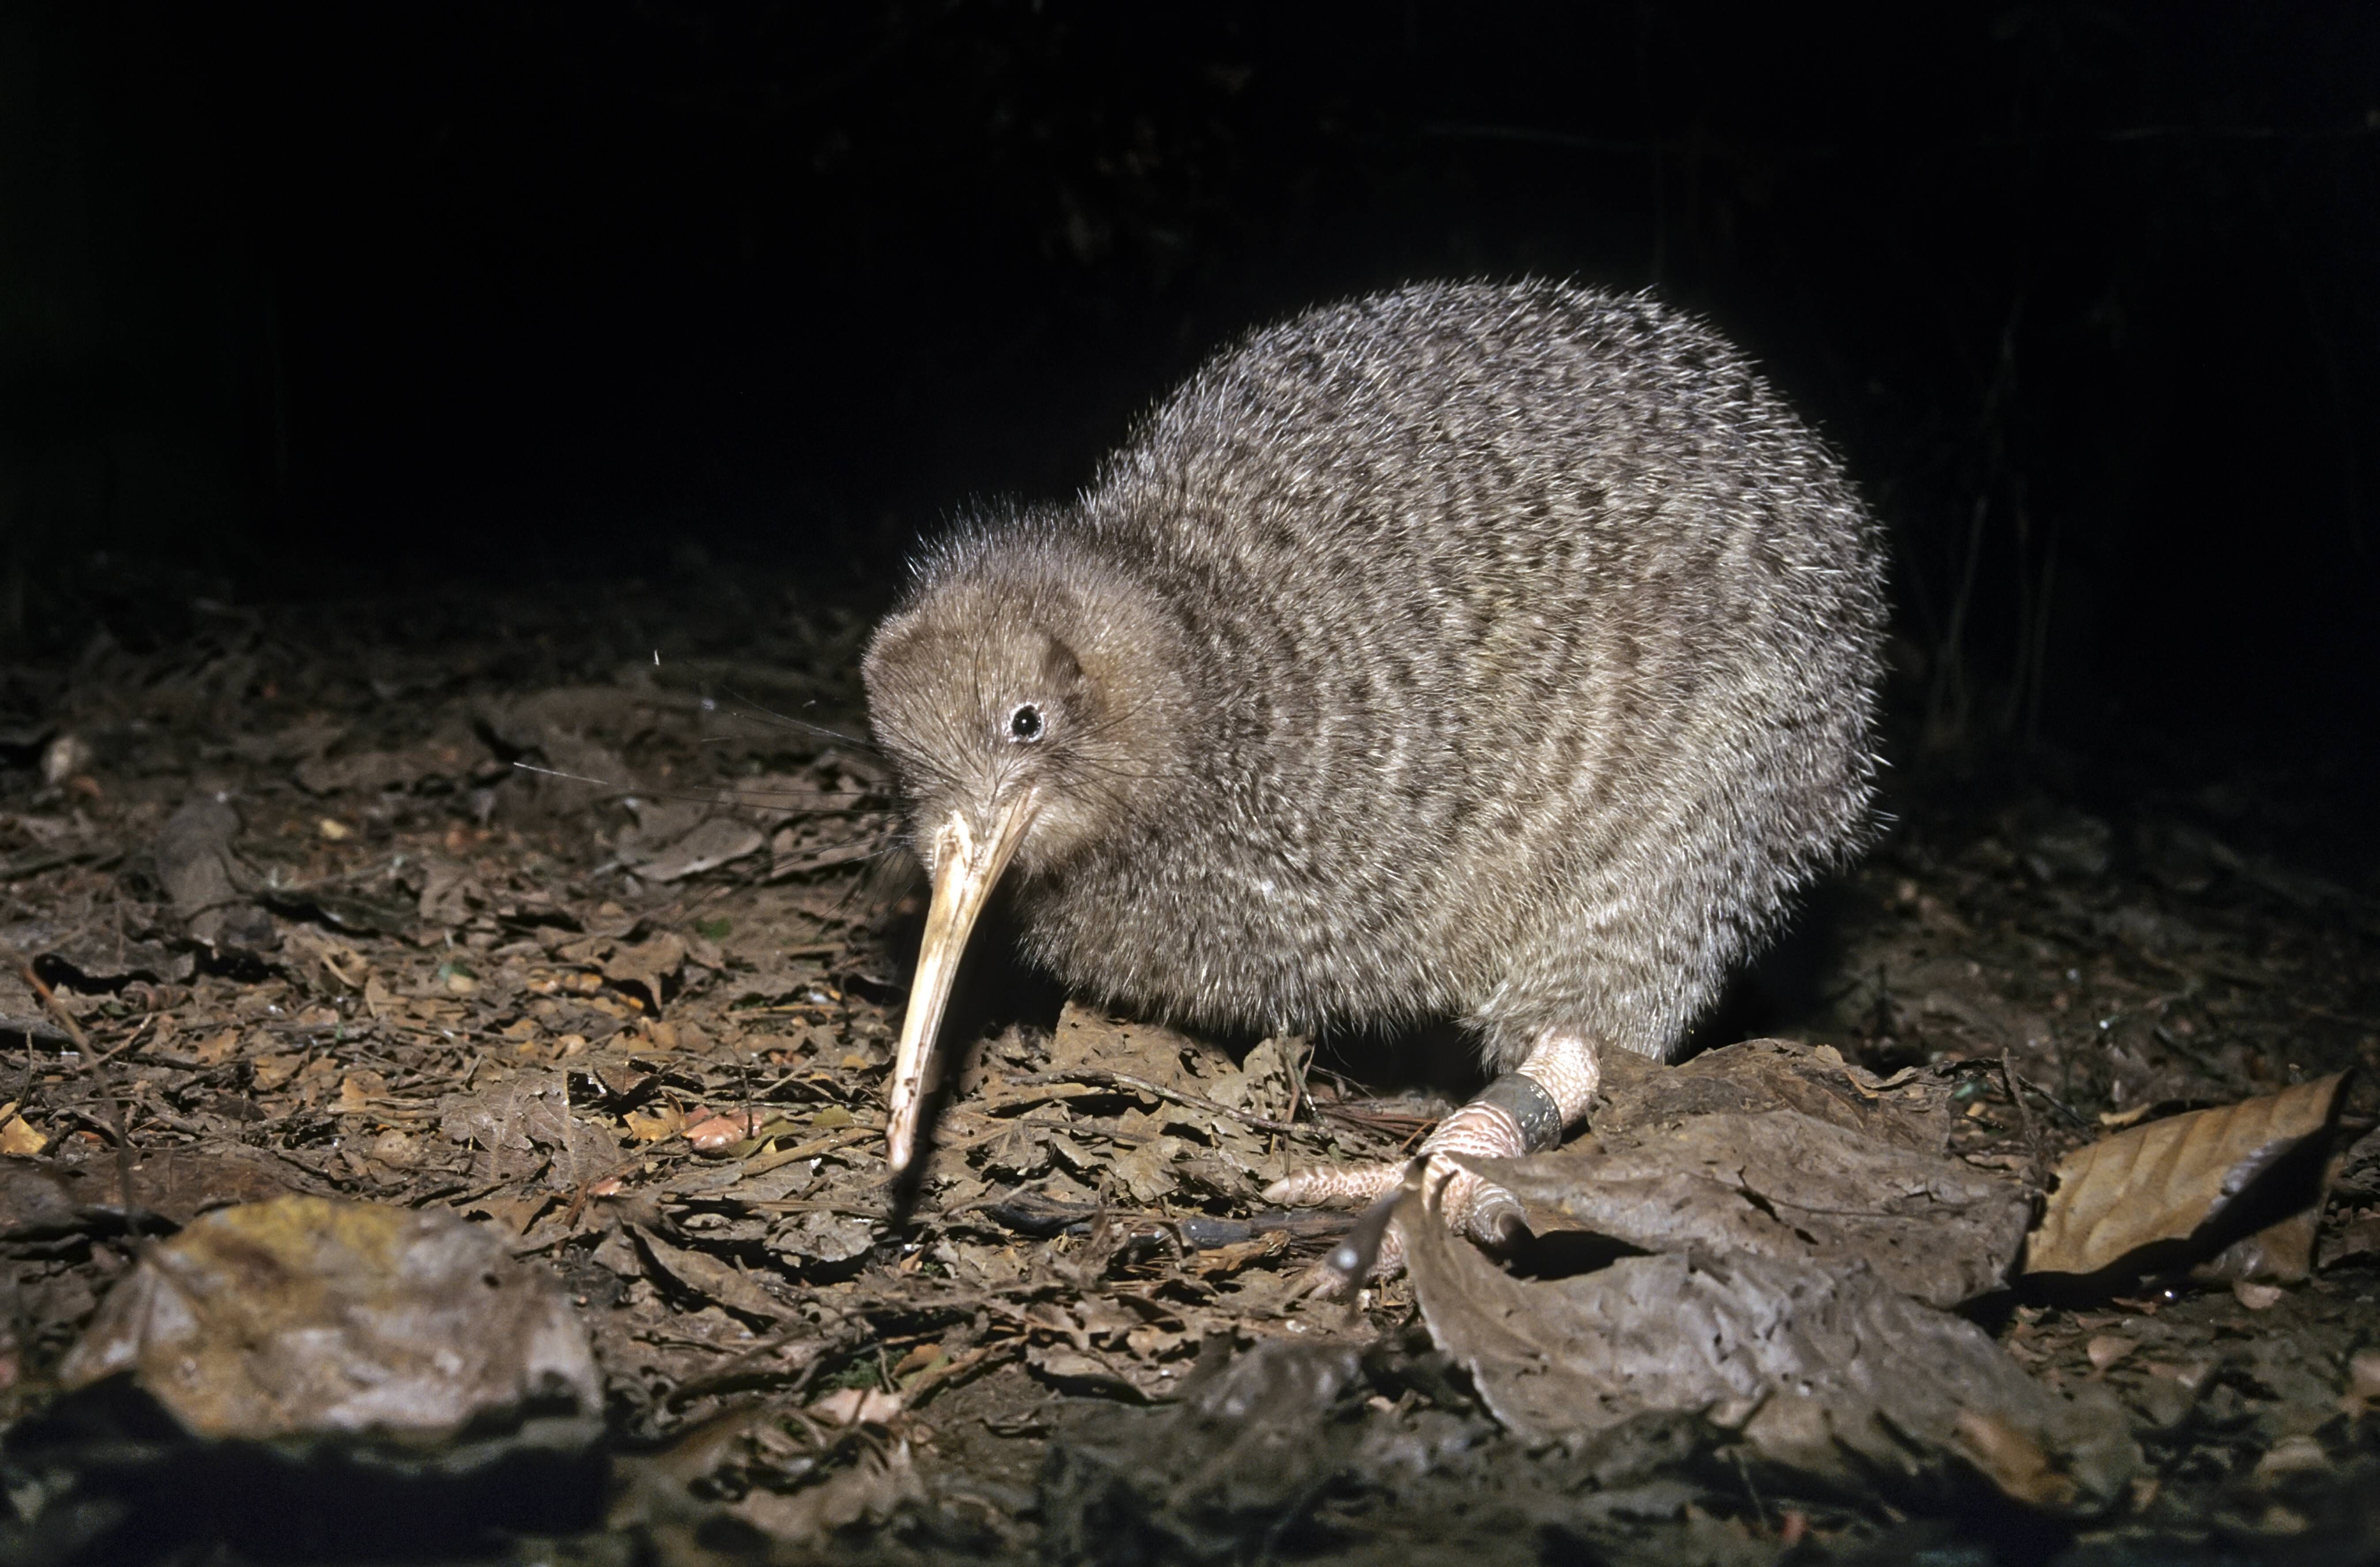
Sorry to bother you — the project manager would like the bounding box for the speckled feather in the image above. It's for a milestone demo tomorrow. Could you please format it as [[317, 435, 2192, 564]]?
[[862, 280, 1886, 1071]]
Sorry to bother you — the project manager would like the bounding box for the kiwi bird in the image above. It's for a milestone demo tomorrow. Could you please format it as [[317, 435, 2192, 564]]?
[[862, 280, 1886, 1252]]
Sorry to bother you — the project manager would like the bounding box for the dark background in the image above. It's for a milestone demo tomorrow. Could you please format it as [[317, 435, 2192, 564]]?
[[2, 1, 2374, 780]]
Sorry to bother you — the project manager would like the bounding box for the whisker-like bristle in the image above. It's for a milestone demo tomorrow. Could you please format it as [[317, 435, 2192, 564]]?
[[708, 688, 882, 753]]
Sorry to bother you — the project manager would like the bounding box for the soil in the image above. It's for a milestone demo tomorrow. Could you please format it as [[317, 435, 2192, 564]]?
[[2, 567, 2377, 1565]]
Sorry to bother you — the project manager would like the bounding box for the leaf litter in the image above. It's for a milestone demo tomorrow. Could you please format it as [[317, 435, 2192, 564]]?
[[0, 577, 2376, 1563]]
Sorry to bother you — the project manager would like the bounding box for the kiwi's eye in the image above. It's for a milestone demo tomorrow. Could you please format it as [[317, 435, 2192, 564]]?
[[1007, 703, 1046, 742]]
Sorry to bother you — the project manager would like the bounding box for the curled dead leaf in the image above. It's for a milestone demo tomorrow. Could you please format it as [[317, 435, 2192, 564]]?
[[2255, 1435, 2331, 1480], [2024, 1072, 2348, 1280], [1397, 1176, 2139, 1513]]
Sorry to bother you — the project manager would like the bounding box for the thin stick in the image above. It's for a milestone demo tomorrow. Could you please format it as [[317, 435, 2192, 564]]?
[[11, 951, 90, 1054]]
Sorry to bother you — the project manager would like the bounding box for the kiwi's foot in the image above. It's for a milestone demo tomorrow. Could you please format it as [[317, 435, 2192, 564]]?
[[1262, 1030, 1604, 1285]]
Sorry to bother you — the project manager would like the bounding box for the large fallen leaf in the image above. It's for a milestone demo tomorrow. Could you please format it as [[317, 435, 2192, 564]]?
[[56, 1196, 600, 1446], [1464, 1038, 2024, 1307], [0, 1104, 46, 1156], [1, 1145, 330, 1244], [294, 738, 481, 796], [1399, 1181, 2138, 1514], [2024, 1071, 2348, 1279], [1592, 1037, 1956, 1154], [1475, 1106, 2028, 1308], [3, 919, 189, 989], [610, 1402, 926, 1552]]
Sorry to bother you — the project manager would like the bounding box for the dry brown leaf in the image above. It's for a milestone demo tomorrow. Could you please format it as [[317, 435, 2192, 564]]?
[[1473, 1038, 2025, 1307], [1049, 1001, 1219, 1094], [685, 1107, 767, 1151], [1187, 1231, 1290, 1278], [1592, 1036, 1957, 1155], [637, 818, 766, 882], [1398, 1177, 2139, 1514], [55, 1196, 599, 1444], [1025, 1341, 1173, 1400], [2194, 1204, 2320, 1284], [728, 1437, 923, 1542], [603, 932, 687, 1007], [2254, 1435, 2331, 1481], [624, 1105, 684, 1143], [437, 1067, 621, 1187], [336, 1070, 387, 1115], [629, 1223, 788, 1321], [39, 1142, 316, 1223], [0, 1106, 46, 1157], [1038, 1339, 1366, 1560], [2024, 1071, 2348, 1278], [2342, 1348, 2380, 1415], [155, 797, 276, 954]]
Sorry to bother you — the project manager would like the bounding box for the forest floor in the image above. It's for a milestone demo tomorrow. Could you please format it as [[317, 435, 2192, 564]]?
[[2, 567, 2378, 1566]]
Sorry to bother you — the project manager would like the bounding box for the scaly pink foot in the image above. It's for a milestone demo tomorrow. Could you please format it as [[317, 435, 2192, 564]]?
[[1264, 1030, 1603, 1276]]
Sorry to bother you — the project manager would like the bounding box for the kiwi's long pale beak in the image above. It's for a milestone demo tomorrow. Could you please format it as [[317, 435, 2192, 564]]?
[[884, 795, 1036, 1174]]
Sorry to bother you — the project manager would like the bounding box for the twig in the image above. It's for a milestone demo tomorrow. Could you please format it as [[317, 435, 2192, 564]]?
[[85, 1014, 157, 1070], [900, 1338, 1017, 1408], [2007, 1069, 2090, 1129], [10, 950, 90, 1054]]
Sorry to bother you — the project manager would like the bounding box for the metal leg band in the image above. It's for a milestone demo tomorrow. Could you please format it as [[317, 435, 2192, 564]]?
[[1472, 1071, 1565, 1153]]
